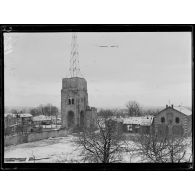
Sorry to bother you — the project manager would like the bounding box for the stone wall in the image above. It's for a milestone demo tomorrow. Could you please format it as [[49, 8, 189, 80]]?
[[86, 107, 97, 128], [4, 129, 68, 147]]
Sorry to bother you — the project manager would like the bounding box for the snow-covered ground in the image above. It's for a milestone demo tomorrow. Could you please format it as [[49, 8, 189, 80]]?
[[4, 135, 82, 163], [4, 135, 139, 163], [4, 135, 192, 163]]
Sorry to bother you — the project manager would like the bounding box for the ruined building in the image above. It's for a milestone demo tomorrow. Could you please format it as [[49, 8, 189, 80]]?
[[61, 33, 97, 129]]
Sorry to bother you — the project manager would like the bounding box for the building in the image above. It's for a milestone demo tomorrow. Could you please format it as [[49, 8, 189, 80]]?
[[33, 115, 52, 126], [61, 77, 97, 129], [4, 113, 18, 134], [19, 113, 33, 125], [51, 116, 61, 125], [85, 106, 97, 128], [123, 116, 154, 134], [153, 105, 192, 137], [4, 113, 33, 135]]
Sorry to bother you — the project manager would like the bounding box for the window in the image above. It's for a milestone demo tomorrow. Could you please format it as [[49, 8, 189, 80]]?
[[161, 117, 165, 123], [175, 117, 180, 123], [127, 125, 132, 132], [68, 98, 75, 105]]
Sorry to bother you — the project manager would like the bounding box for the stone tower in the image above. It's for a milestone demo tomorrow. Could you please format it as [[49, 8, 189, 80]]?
[[61, 77, 88, 128]]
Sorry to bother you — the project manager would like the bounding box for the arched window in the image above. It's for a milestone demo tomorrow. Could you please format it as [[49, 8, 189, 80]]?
[[68, 98, 71, 105], [161, 117, 165, 123], [175, 117, 180, 124], [72, 98, 74, 104]]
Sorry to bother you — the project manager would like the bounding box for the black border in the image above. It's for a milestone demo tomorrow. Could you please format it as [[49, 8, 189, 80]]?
[[0, 24, 194, 171], [0, 24, 194, 33]]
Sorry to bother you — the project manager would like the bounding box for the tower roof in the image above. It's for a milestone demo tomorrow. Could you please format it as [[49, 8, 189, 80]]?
[[62, 77, 87, 90]]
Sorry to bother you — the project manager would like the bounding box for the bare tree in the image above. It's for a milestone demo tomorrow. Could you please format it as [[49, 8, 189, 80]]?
[[165, 135, 191, 163], [131, 127, 191, 163], [126, 101, 142, 116], [97, 109, 114, 118], [30, 104, 58, 117], [142, 107, 161, 116], [10, 109, 18, 114], [30, 107, 40, 116], [76, 109, 126, 163]]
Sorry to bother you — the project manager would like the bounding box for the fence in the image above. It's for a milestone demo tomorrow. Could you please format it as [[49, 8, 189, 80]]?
[[4, 129, 68, 147]]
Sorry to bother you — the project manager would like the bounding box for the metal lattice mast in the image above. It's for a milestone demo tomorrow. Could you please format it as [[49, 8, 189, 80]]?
[[69, 33, 82, 77]]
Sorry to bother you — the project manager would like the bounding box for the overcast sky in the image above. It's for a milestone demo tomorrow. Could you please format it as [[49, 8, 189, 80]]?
[[4, 32, 192, 109]]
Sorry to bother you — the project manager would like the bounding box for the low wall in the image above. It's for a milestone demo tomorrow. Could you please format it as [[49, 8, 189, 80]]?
[[5, 129, 68, 147], [5, 134, 27, 146]]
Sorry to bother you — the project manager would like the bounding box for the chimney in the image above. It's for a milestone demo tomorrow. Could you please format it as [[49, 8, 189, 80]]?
[[171, 104, 173, 108], [166, 105, 168, 108]]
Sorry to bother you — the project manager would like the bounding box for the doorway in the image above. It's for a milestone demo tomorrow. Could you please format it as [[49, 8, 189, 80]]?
[[67, 111, 75, 128], [80, 111, 84, 127]]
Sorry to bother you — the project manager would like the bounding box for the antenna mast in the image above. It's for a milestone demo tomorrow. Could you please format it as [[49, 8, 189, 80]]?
[[69, 33, 82, 77]]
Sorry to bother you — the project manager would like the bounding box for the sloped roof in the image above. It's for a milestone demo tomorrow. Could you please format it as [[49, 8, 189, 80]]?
[[4, 113, 16, 118], [123, 116, 153, 126], [155, 105, 192, 117], [140, 117, 154, 126], [19, 113, 32, 118], [173, 106, 192, 116], [4, 113, 32, 118], [33, 115, 52, 121]]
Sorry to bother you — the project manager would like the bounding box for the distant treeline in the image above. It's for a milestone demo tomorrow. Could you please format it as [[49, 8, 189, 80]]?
[[6, 101, 162, 117], [98, 101, 161, 117], [8, 104, 59, 117], [30, 104, 59, 116]]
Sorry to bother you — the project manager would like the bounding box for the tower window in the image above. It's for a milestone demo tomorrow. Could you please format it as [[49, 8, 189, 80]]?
[[161, 117, 165, 123], [175, 117, 180, 124], [68, 98, 75, 105]]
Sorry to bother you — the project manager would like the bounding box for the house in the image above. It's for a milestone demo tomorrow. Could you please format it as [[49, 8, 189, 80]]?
[[4, 114, 18, 135], [51, 116, 61, 125], [19, 113, 33, 125], [4, 113, 33, 135], [153, 105, 192, 137], [33, 115, 52, 126], [123, 116, 154, 134]]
